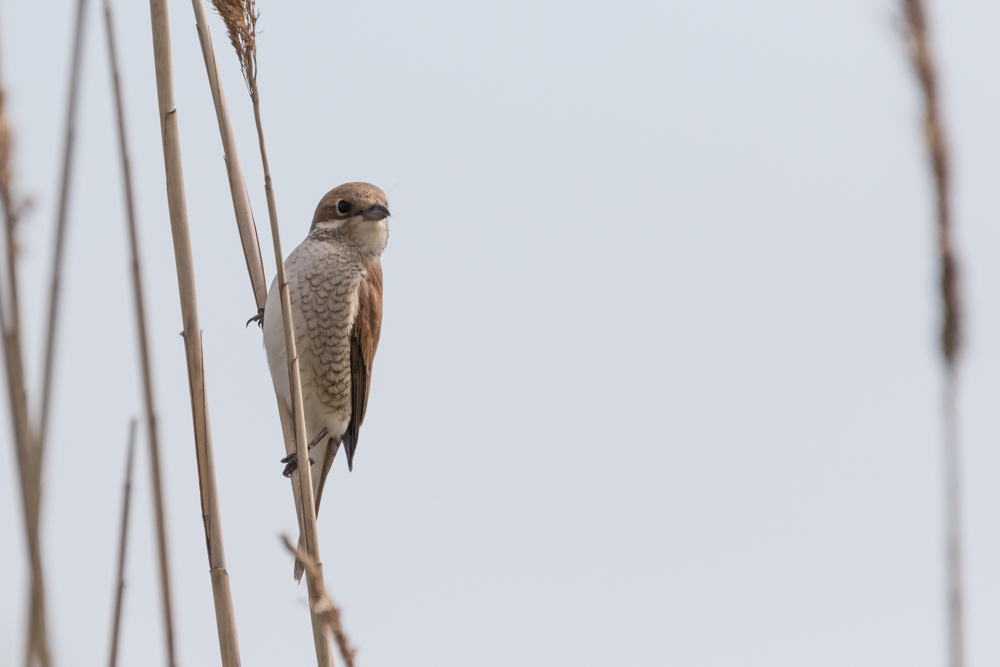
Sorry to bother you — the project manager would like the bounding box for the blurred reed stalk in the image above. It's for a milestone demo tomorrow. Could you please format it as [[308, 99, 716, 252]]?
[[282, 535, 357, 667], [38, 0, 89, 451], [107, 419, 137, 667], [208, 2, 334, 664], [0, 55, 51, 667], [14, 0, 93, 658], [145, 0, 242, 664], [901, 2, 964, 667]]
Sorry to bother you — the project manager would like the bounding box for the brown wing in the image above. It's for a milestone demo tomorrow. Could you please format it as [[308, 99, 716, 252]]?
[[314, 259, 383, 512], [343, 258, 383, 471]]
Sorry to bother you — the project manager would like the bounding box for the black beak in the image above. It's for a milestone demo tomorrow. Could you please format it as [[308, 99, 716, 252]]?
[[362, 204, 390, 221]]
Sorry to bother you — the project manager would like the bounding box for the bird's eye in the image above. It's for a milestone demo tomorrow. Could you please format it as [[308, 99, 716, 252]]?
[[337, 200, 351, 215]]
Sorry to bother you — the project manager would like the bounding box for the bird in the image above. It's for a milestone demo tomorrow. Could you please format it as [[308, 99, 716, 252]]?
[[262, 182, 388, 577]]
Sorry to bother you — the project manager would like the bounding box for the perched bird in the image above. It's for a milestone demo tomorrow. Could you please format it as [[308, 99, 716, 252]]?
[[263, 182, 388, 564]]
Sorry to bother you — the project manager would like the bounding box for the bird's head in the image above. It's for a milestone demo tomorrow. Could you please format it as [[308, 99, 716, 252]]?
[[309, 182, 390, 255]]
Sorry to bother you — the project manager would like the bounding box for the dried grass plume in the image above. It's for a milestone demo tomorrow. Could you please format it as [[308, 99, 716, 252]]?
[[210, 0, 259, 89], [0, 85, 30, 231], [900, 3, 964, 667], [901, 0, 960, 364]]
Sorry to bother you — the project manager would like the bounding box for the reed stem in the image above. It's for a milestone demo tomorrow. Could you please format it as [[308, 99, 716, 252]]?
[[143, 0, 242, 662], [38, 0, 89, 451], [107, 419, 137, 667], [189, 0, 267, 311], [249, 70, 334, 667], [0, 52, 51, 667], [17, 0, 92, 657], [205, 1, 335, 661], [942, 367, 963, 667], [282, 535, 357, 667], [143, 1, 210, 662]]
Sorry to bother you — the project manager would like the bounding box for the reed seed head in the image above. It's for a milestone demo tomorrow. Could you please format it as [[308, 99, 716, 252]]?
[[210, 0, 259, 91]]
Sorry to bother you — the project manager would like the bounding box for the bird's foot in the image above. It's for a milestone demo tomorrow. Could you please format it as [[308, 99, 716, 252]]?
[[246, 307, 264, 328], [279, 427, 328, 477], [280, 452, 316, 478]]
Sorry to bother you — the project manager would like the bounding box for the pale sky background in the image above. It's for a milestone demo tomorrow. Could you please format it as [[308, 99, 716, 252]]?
[[2, 0, 1000, 665]]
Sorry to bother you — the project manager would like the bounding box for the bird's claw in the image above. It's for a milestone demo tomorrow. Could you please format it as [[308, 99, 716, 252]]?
[[280, 428, 326, 477], [246, 308, 264, 328], [281, 451, 316, 478]]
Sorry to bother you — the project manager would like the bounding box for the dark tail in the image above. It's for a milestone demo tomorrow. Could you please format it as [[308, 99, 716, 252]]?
[[343, 430, 357, 472]]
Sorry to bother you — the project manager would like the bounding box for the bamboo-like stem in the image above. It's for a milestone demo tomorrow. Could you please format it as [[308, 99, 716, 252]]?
[[942, 366, 963, 667], [0, 58, 51, 667], [3, 269, 49, 667], [189, 0, 267, 312], [901, 2, 964, 666], [249, 71, 334, 667], [145, 0, 244, 663], [142, 0, 242, 662], [21, 0, 90, 655], [107, 419, 137, 667], [38, 0, 89, 451], [206, 2, 333, 662], [196, 1, 309, 573], [3, 301, 48, 667], [4, 335, 48, 667], [143, 2, 210, 664], [185, 9, 312, 624], [282, 535, 357, 667]]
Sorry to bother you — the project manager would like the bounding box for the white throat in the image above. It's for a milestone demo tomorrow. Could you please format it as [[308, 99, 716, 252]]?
[[313, 217, 389, 256], [359, 218, 390, 255]]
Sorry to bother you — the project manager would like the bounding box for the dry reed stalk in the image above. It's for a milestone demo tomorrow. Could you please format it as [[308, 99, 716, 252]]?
[[281, 535, 357, 667], [145, 0, 245, 662], [0, 55, 51, 667], [208, 2, 333, 664], [189, 0, 267, 312], [107, 419, 137, 667], [104, 1, 193, 657], [185, 19, 310, 653], [193, 0, 308, 583], [901, 2, 964, 666], [38, 0, 89, 451], [142, 1, 226, 663], [17, 0, 92, 655]]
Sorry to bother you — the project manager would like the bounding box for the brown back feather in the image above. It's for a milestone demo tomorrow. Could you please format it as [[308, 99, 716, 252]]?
[[342, 258, 383, 470], [315, 258, 383, 510]]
